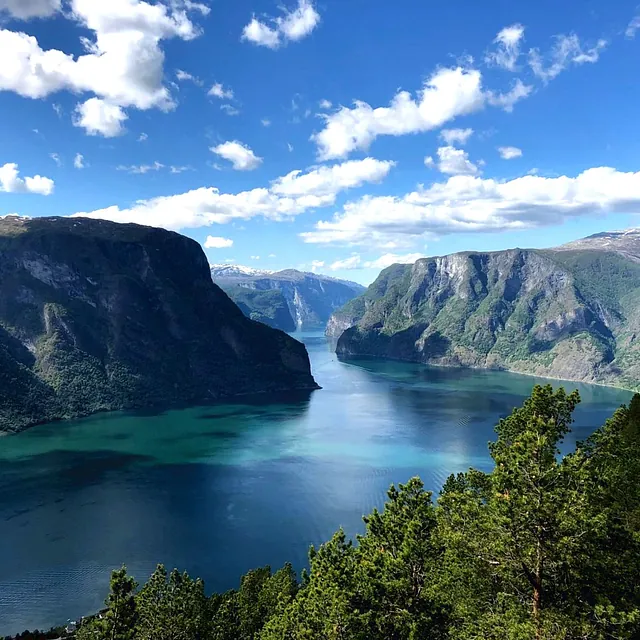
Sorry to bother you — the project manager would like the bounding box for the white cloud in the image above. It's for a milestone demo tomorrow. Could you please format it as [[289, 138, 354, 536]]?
[[211, 141, 262, 171], [251, 255, 260, 260], [313, 67, 485, 160], [116, 161, 164, 174], [176, 69, 203, 85], [301, 167, 640, 247], [424, 156, 435, 168], [71, 158, 392, 231], [486, 79, 533, 112], [170, 165, 190, 174], [329, 255, 361, 270], [0, 0, 60, 19], [242, 0, 320, 49], [0, 162, 54, 195], [271, 157, 394, 198], [498, 146, 523, 160], [0, 0, 206, 135], [50, 153, 61, 166], [73, 98, 128, 137], [485, 24, 525, 71], [319, 99, 332, 110], [310, 259, 324, 272], [52, 103, 63, 117], [435, 146, 479, 176], [74, 153, 86, 169], [138, 132, 148, 142], [287, 143, 294, 152], [261, 118, 271, 127], [440, 127, 473, 145], [529, 34, 607, 83], [364, 253, 426, 269], [208, 82, 234, 99], [626, 14, 640, 38], [204, 236, 233, 249], [220, 104, 240, 116]]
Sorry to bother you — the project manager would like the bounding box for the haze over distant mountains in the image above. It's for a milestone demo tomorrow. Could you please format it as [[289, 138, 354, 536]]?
[[211, 265, 365, 332], [328, 228, 640, 391]]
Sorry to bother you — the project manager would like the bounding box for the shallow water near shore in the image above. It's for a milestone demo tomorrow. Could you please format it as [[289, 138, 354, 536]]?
[[0, 332, 632, 634]]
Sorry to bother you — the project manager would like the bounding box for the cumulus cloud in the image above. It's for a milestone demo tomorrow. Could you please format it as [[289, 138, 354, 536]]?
[[319, 99, 332, 110], [211, 141, 263, 171], [0, 0, 206, 135], [498, 146, 523, 160], [73, 98, 128, 137], [208, 82, 234, 99], [485, 24, 525, 71], [310, 259, 325, 272], [271, 158, 395, 197], [329, 255, 361, 270], [313, 67, 485, 160], [364, 253, 426, 269], [486, 79, 533, 113], [71, 157, 390, 231], [204, 236, 233, 249], [301, 167, 640, 247], [440, 128, 473, 145], [74, 153, 85, 169], [176, 69, 203, 85], [435, 146, 479, 176], [529, 34, 607, 83], [0, 162, 54, 195], [424, 156, 435, 168], [242, 0, 320, 49], [0, 0, 60, 19]]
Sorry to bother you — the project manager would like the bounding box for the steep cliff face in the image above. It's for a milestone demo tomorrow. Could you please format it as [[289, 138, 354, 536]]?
[[329, 233, 640, 391], [211, 266, 365, 331], [0, 217, 318, 433]]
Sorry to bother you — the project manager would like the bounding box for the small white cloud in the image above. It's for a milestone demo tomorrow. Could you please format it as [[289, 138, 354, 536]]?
[[204, 236, 233, 249], [436, 146, 479, 176], [268, 253, 276, 258], [208, 83, 234, 99], [319, 99, 332, 110], [329, 255, 361, 270], [261, 118, 271, 127], [311, 259, 325, 272], [176, 69, 203, 85], [242, 0, 320, 49], [138, 133, 148, 143], [498, 146, 523, 160], [250, 255, 261, 260], [73, 98, 128, 138], [440, 128, 473, 146], [211, 141, 263, 171], [364, 253, 426, 269], [117, 161, 165, 174], [485, 24, 525, 71], [0, 162, 54, 195], [486, 79, 533, 113], [529, 34, 607, 83], [626, 14, 640, 38], [424, 156, 435, 168], [220, 104, 240, 116], [74, 153, 85, 169], [287, 143, 294, 152], [170, 166, 190, 174], [50, 153, 61, 167]]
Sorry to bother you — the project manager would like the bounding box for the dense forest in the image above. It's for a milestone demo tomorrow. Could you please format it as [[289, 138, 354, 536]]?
[[11, 385, 640, 640]]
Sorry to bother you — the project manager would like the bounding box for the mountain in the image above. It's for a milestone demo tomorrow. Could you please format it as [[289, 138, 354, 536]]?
[[211, 266, 366, 331], [0, 217, 318, 434], [328, 228, 640, 391]]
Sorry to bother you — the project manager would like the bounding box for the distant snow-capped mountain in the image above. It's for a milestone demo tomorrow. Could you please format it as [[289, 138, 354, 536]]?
[[209, 264, 274, 278]]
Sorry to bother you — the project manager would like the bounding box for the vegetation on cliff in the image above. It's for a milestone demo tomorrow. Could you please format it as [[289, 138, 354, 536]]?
[[329, 232, 640, 391], [0, 217, 317, 433], [24, 385, 639, 640]]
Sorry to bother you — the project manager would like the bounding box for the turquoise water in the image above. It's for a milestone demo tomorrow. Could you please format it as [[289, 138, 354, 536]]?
[[0, 333, 632, 634]]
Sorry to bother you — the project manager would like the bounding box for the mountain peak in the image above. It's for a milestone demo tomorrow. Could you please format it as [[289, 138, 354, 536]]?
[[210, 264, 274, 277]]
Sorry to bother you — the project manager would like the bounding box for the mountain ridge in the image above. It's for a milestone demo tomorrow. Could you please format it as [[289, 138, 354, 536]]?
[[328, 228, 640, 391]]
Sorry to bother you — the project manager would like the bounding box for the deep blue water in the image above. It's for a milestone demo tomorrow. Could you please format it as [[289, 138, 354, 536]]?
[[0, 333, 632, 634]]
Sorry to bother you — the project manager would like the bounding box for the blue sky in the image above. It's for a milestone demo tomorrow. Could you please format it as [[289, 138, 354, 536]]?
[[1, 0, 640, 284]]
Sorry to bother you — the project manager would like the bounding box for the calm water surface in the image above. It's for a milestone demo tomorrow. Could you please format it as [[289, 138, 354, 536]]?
[[0, 333, 632, 633]]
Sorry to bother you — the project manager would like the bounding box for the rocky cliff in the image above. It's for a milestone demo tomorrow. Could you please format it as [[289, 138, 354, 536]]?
[[0, 217, 318, 433], [328, 229, 640, 391], [211, 266, 365, 331]]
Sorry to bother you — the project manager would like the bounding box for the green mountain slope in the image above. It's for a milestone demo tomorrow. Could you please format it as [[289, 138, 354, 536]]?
[[328, 230, 640, 390], [0, 216, 318, 433]]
